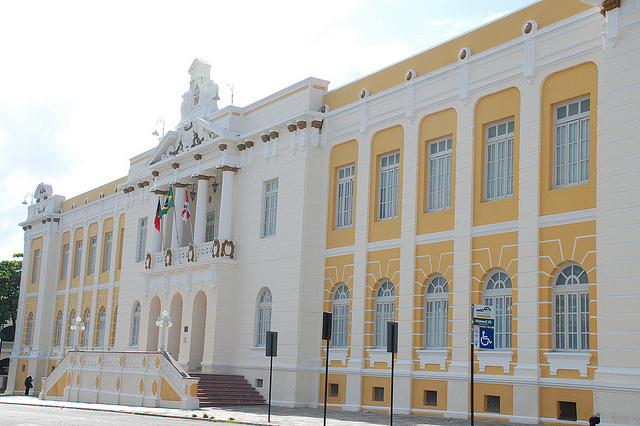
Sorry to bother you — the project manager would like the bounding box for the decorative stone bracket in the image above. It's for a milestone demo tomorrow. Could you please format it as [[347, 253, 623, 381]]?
[[212, 239, 235, 259]]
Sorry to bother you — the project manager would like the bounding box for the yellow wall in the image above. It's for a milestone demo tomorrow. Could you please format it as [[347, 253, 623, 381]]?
[[369, 126, 404, 243], [417, 109, 457, 234], [15, 360, 29, 392], [324, 254, 354, 367], [58, 231, 71, 290], [539, 221, 597, 378], [115, 214, 125, 281], [362, 376, 392, 410], [540, 387, 593, 422], [411, 379, 448, 413], [474, 383, 514, 416], [99, 218, 114, 284], [66, 293, 79, 347], [71, 227, 84, 289], [318, 373, 347, 406], [540, 62, 598, 216], [22, 297, 38, 353], [473, 87, 520, 227], [85, 222, 98, 281], [326, 140, 358, 249], [27, 237, 43, 294], [413, 240, 454, 370], [109, 287, 119, 348], [60, 176, 127, 212], [322, 0, 591, 111]]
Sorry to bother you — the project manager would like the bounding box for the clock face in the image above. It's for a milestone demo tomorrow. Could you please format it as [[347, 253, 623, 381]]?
[[193, 84, 200, 106]]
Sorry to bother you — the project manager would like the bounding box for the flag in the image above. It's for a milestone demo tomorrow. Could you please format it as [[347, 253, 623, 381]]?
[[154, 198, 161, 231], [159, 186, 174, 217], [181, 189, 191, 223]]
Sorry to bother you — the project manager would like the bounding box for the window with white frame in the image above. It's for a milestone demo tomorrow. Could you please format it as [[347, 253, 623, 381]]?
[[74, 241, 83, 278], [32, 249, 40, 284], [374, 280, 396, 348], [81, 309, 91, 347], [427, 138, 452, 212], [88, 236, 97, 275], [424, 276, 449, 348], [25, 312, 34, 347], [336, 165, 355, 228], [378, 152, 400, 220], [205, 211, 216, 242], [485, 119, 515, 201], [262, 180, 278, 238], [130, 302, 141, 346], [53, 311, 63, 347], [554, 97, 590, 188], [554, 264, 589, 351], [96, 307, 106, 348], [103, 232, 113, 273], [137, 218, 147, 262], [61, 244, 70, 280], [256, 289, 272, 346], [332, 284, 350, 347], [67, 310, 76, 347], [483, 271, 513, 349]]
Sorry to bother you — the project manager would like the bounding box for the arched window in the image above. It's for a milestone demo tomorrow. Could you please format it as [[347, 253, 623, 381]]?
[[256, 289, 272, 347], [67, 310, 76, 347], [81, 309, 91, 347], [424, 276, 449, 348], [25, 312, 34, 347], [53, 311, 63, 347], [554, 264, 589, 351], [374, 280, 395, 348], [130, 302, 141, 346], [96, 307, 106, 348], [483, 271, 512, 349], [332, 284, 350, 347]]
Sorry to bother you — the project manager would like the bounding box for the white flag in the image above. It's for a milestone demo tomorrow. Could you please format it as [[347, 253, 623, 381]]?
[[181, 189, 191, 223]]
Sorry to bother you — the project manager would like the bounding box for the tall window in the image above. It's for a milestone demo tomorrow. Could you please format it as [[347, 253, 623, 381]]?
[[336, 165, 355, 228], [74, 240, 83, 278], [137, 218, 148, 262], [96, 307, 106, 348], [103, 232, 113, 273], [332, 284, 350, 347], [25, 312, 34, 347], [483, 271, 513, 349], [424, 276, 449, 348], [81, 309, 91, 347], [32, 249, 40, 284], [88, 236, 97, 275], [374, 280, 395, 348], [53, 311, 63, 347], [554, 264, 589, 351], [427, 138, 452, 212], [130, 302, 141, 346], [67, 310, 76, 347], [378, 152, 400, 220], [205, 211, 216, 242], [262, 180, 278, 238], [485, 119, 514, 201], [554, 97, 590, 188], [61, 244, 70, 280], [256, 289, 272, 346]]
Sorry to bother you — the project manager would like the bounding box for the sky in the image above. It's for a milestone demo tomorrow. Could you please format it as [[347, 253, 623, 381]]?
[[0, 0, 535, 261]]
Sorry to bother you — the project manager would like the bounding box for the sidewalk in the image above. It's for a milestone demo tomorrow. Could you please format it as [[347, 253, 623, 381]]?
[[0, 395, 535, 426]]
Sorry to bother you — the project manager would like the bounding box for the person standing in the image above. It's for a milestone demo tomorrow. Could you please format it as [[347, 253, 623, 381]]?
[[24, 376, 33, 396]]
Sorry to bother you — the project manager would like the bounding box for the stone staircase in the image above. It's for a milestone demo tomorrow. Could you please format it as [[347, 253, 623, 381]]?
[[190, 373, 266, 407]]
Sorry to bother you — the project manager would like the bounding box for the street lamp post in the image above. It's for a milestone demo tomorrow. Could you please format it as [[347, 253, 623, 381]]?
[[70, 316, 85, 351], [156, 310, 172, 352]]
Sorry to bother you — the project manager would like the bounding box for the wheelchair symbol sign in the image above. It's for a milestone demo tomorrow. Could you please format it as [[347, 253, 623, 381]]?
[[478, 327, 494, 349]]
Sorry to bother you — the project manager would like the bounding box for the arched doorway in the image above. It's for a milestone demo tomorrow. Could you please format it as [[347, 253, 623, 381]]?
[[146, 296, 161, 351], [188, 291, 207, 371], [167, 293, 183, 360]]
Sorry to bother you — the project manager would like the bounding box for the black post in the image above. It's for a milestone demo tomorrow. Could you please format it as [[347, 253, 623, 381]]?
[[470, 305, 474, 426], [266, 331, 278, 423], [322, 312, 332, 426], [387, 321, 398, 426], [268, 354, 273, 422]]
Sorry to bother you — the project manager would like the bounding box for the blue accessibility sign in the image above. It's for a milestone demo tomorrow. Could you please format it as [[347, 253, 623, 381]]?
[[478, 327, 494, 350]]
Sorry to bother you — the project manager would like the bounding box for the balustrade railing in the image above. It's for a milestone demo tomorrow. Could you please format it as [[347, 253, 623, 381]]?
[[144, 240, 235, 271]]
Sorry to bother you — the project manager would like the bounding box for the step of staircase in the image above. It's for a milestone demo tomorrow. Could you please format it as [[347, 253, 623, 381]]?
[[190, 373, 266, 407]]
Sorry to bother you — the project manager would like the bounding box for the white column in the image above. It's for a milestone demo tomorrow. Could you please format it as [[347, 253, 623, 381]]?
[[218, 167, 236, 241], [172, 185, 187, 248], [150, 195, 162, 253], [194, 177, 209, 244]]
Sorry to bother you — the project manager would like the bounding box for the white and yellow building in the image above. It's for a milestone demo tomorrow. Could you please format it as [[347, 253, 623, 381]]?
[[8, 0, 640, 423]]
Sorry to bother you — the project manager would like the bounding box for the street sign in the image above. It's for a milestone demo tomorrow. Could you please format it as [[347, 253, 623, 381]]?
[[473, 304, 493, 320], [473, 317, 495, 327], [478, 327, 494, 349]]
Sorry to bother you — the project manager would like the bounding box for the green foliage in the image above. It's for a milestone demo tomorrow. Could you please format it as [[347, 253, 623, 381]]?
[[0, 254, 22, 328]]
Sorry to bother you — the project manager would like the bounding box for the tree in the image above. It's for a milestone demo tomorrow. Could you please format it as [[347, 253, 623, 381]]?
[[0, 253, 22, 338]]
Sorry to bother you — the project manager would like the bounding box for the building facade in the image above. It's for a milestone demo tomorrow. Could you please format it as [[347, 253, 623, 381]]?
[[8, 0, 640, 423]]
